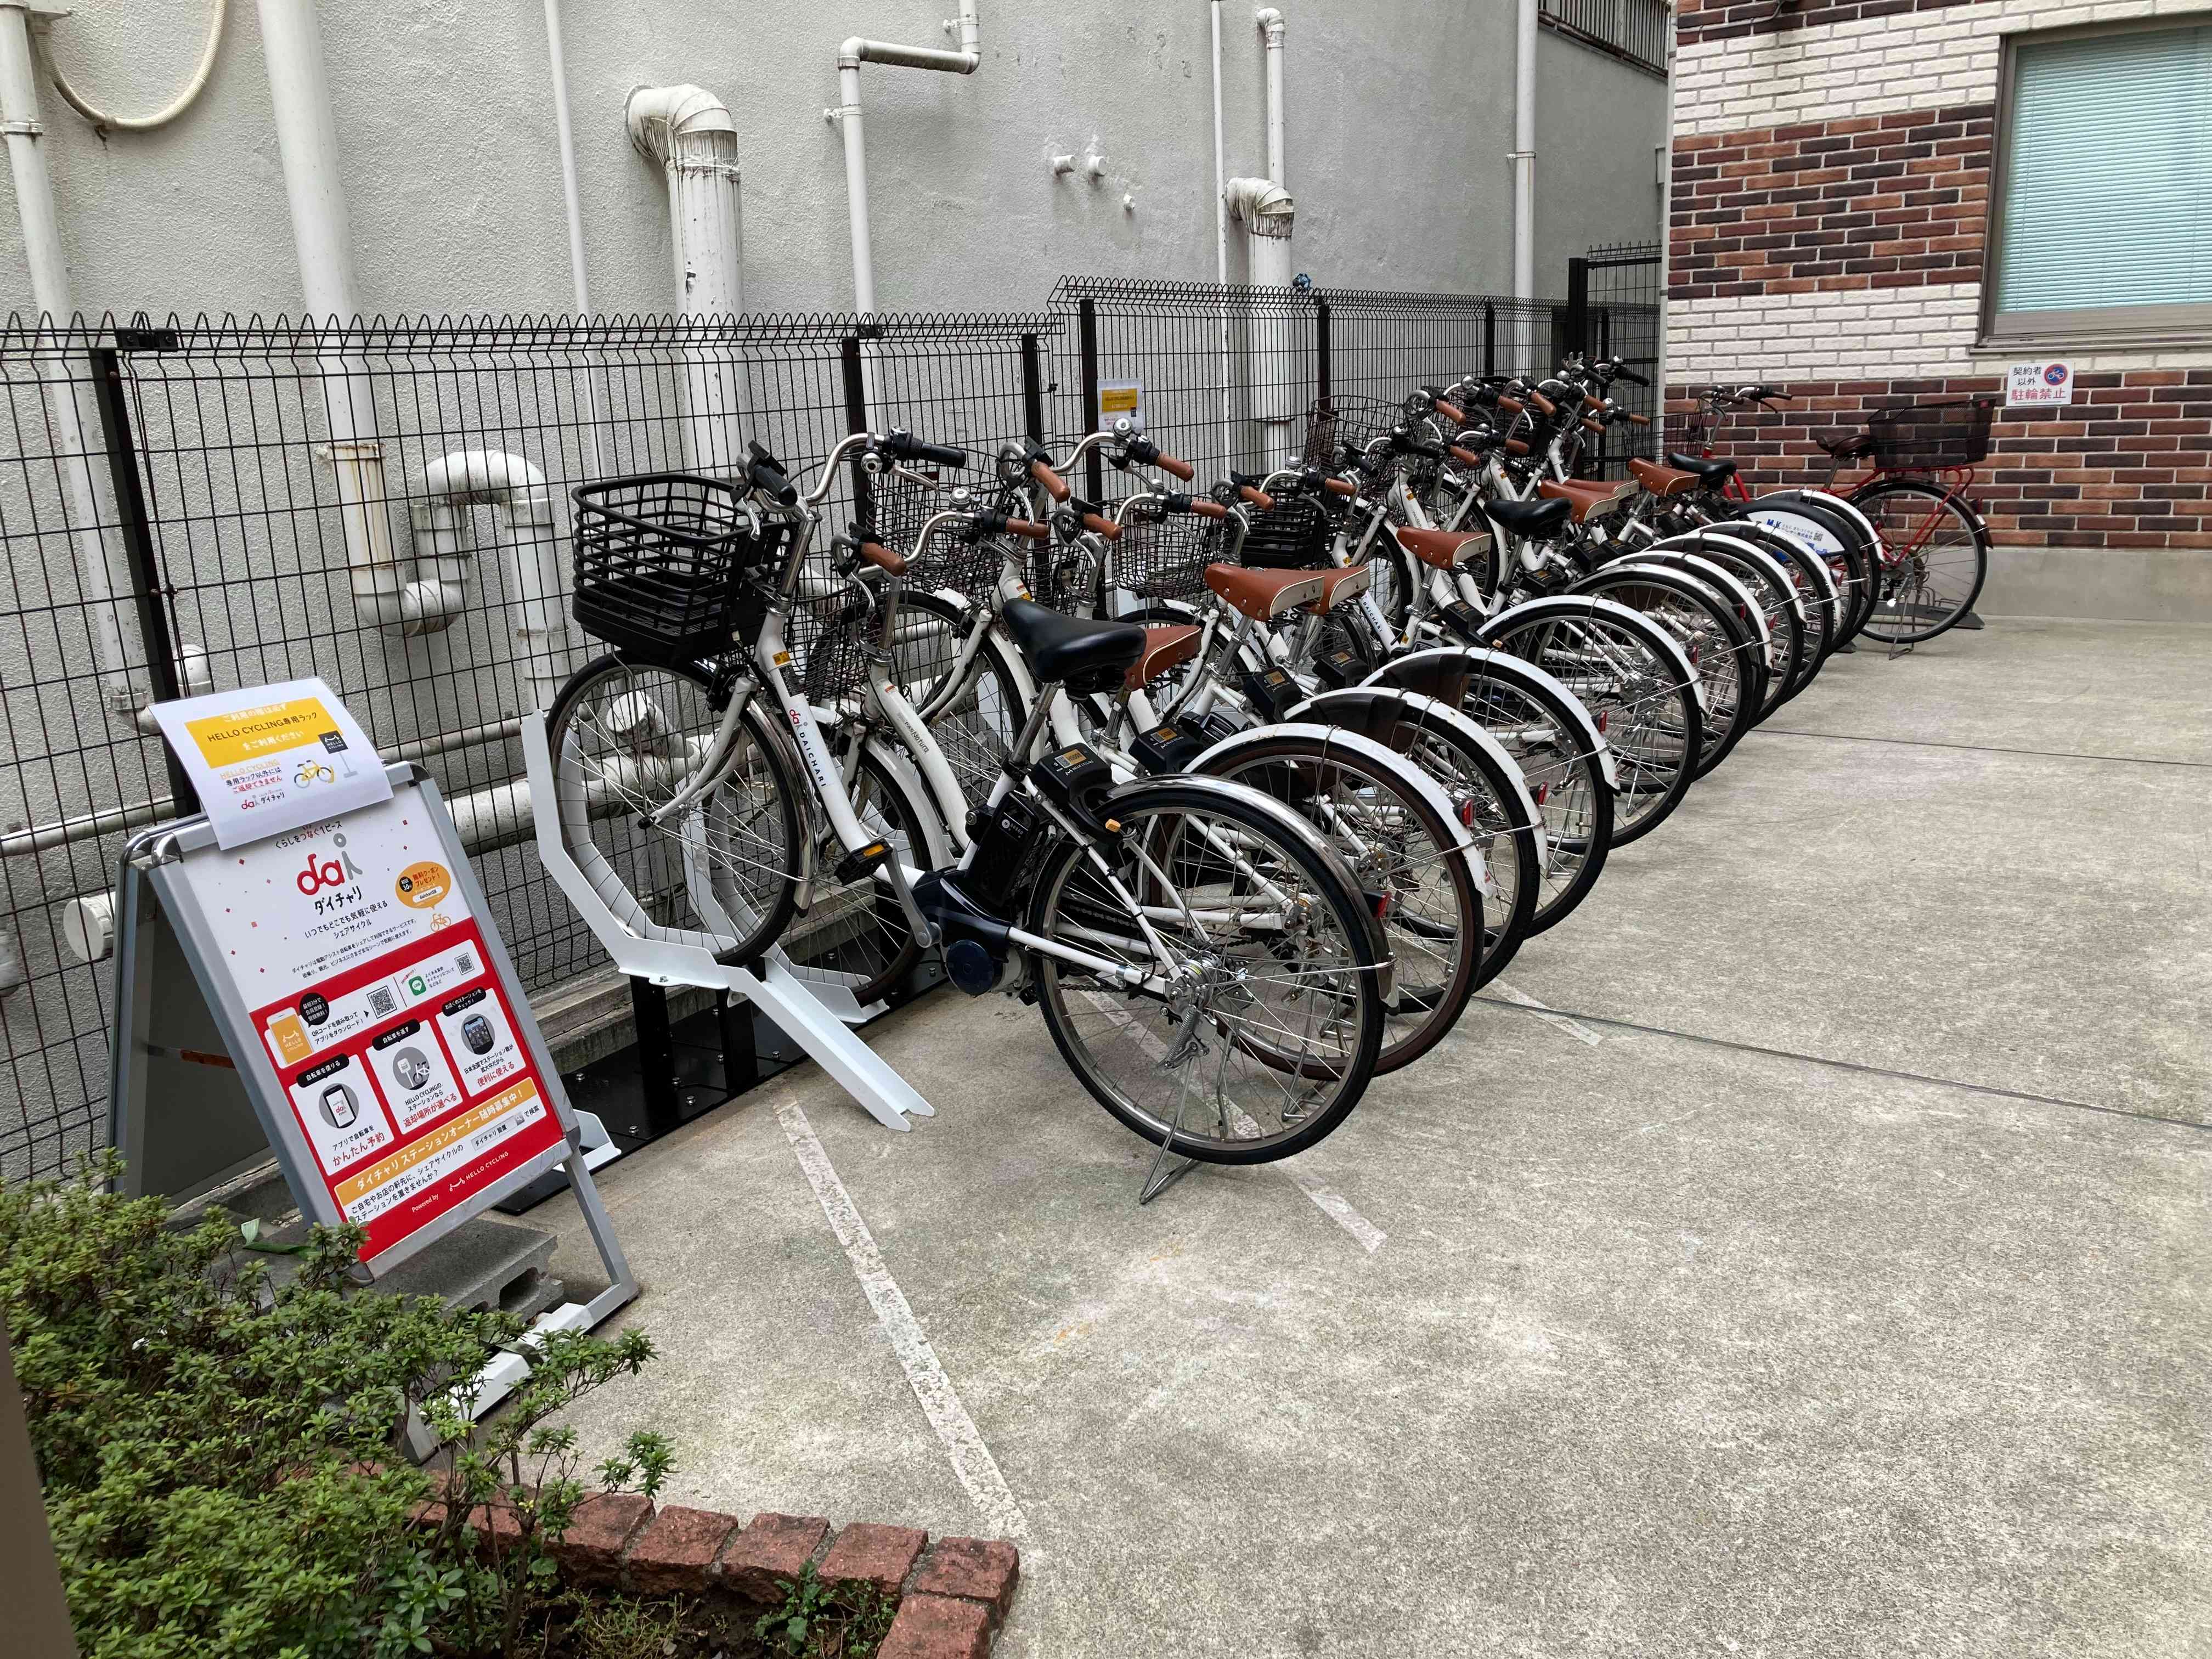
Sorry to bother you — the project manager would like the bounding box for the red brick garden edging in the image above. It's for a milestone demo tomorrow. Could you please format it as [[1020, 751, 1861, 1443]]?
[[421, 1484, 1019, 1658]]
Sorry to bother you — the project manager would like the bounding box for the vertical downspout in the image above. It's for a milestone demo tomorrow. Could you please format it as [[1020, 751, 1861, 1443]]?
[[626, 85, 745, 473], [1257, 7, 1286, 187], [0, 2, 137, 718], [1656, 6, 1676, 452], [257, 0, 459, 634], [1512, 0, 1538, 368], [1210, 0, 1232, 466], [539, 0, 604, 478]]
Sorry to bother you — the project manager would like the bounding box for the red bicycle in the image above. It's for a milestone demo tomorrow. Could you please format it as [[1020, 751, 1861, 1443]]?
[[1688, 387, 1995, 645]]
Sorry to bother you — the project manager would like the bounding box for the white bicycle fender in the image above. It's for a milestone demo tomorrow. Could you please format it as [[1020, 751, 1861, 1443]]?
[[1358, 645, 1619, 792]]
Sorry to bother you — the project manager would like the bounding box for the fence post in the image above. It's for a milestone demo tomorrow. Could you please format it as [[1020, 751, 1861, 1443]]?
[[89, 343, 196, 815], [838, 332, 872, 523], [1019, 331, 1045, 448], [1314, 296, 1331, 407], [1565, 257, 1590, 358], [1484, 302, 1497, 380], [1077, 295, 1102, 502]]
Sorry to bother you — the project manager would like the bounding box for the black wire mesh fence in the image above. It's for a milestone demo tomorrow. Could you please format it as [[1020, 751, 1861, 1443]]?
[[1048, 277, 1564, 496], [0, 311, 1046, 1183]]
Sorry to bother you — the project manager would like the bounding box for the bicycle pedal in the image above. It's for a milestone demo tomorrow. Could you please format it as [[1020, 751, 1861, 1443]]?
[[833, 839, 892, 884]]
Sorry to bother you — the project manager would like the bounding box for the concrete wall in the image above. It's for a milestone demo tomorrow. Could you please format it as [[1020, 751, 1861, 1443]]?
[[0, 1, 1663, 320]]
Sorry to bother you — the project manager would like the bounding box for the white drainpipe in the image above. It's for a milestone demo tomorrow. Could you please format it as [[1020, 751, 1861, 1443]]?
[[413, 450, 575, 710], [826, 0, 981, 316], [257, 0, 459, 635], [1256, 7, 1286, 187], [0, 2, 138, 719], [626, 83, 744, 473], [1511, 0, 1538, 351], [1226, 176, 1296, 467]]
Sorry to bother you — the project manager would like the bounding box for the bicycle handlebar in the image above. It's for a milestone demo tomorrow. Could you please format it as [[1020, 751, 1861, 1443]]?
[[883, 430, 969, 469], [746, 442, 797, 506]]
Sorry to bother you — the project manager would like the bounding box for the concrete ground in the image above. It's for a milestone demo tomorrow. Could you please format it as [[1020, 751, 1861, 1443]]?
[[537, 617, 2212, 1658]]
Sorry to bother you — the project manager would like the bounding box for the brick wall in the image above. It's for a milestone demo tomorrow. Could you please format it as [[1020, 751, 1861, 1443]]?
[[1668, 0, 2212, 554], [1663, 371, 2212, 549]]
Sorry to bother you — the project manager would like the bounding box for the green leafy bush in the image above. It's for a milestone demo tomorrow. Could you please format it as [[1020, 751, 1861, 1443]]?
[[2, 1158, 669, 1659]]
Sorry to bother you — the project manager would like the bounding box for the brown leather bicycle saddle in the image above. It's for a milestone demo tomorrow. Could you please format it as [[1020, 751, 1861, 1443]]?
[[1816, 427, 1877, 459]]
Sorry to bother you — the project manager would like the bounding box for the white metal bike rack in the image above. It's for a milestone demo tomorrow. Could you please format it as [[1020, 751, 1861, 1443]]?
[[523, 715, 934, 1133]]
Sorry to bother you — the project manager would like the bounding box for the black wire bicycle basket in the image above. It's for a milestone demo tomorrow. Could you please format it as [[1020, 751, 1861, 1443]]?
[[782, 564, 878, 708], [1868, 397, 1998, 469], [1111, 498, 1231, 602], [1300, 394, 1404, 469], [1239, 495, 1335, 570], [571, 473, 769, 662]]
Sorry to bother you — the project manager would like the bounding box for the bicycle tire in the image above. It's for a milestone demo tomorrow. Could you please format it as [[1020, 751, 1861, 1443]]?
[[1475, 597, 1704, 844], [1647, 533, 1807, 725], [1287, 685, 1544, 986], [1362, 648, 1617, 935], [547, 653, 804, 964], [1193, 723, 1486, 1073], [1571, 565, 1763, 776], [1849, 478, 1990, 644], [1026, 777, 1387, 1165]]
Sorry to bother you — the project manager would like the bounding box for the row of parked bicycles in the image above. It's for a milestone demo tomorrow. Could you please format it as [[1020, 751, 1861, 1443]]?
[[548, 353, 1961, 1193]]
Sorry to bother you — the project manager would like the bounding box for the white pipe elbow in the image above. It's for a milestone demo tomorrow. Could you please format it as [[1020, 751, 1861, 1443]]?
[[1256, 6, 1286, 43], [625, 83, 738, 166], [1224, 176, 1294, 234], [414, 448, 575, 702]]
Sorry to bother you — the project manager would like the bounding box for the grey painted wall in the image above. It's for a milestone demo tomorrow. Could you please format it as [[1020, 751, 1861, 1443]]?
[[2, 1, 1662, 319]]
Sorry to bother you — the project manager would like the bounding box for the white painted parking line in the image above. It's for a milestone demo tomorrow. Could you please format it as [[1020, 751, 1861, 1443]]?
[[776, 1100, 1029, 1538], [1284, 1167, 1388, 1252], [1487, 978, 1605, 1046], [1082, 991, 1388, 1251]]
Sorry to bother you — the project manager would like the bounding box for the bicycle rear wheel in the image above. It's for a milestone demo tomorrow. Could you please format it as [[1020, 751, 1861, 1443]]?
[[1850, 479, 1990, 643], [1027, 780, 1387, 1164], [1194, 727, 1485, 1073]]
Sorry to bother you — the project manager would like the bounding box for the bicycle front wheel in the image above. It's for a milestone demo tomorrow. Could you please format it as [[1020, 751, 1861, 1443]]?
[[547, 654, 804, 962], [1851, 479, 1989, 643], [1026, 780, 1387, 1165]]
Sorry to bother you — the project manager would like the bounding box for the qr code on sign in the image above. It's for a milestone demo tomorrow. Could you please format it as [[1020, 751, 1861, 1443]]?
[[367, 986, 396, 1017], [456, 952, 477, 977]]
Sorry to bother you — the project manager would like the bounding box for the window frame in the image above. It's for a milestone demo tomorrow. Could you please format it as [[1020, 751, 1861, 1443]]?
[[1979, 12, 2212, 349]]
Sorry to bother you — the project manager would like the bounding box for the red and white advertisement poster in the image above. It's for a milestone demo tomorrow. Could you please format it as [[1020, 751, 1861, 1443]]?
[[182, 788, 566, 1266]]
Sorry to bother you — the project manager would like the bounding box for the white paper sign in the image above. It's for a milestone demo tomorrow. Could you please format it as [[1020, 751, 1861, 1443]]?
[[2006, 360, 2073, 408], [151, 678, 391, 848], [1096, 378, 1146, 433]]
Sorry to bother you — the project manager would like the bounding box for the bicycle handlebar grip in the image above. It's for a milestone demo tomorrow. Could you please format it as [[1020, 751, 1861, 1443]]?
[[1432, 397, 1466, 423], [1528, 390, 1558, 416], [1625, 413, 1651, 426], [1582, 394, 1605, 413], [1080, 511, 1122, 540], [1448, 443, 1483, 466], [1237, 483, 1276, 511], [1504, 438, 1531, 456], [886, 432, 969, 469], [1186, 496, 1229, 519], [1002, 516, 1052, 541], [746, 443, 797, 505], [1030, 458, 1071, 501], [1581, 416, 1605, 436], [1154, 449, 1195, 481], [856, 539, 909, 578], [1322, 476, 1359, 497], [1496, 395, 1525, 415], [1616, 366, 1652, 387]]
